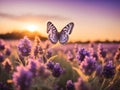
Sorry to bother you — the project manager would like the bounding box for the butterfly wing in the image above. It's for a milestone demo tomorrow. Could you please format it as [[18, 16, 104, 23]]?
[[47, 21, 58, 44], [59, 22, 74, 44]]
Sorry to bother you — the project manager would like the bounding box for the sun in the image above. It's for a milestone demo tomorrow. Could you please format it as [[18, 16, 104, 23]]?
[[26, 25, 38, 32]]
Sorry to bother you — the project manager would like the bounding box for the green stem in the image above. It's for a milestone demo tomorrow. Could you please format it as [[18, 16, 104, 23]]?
[[100, 79, 106, 90]]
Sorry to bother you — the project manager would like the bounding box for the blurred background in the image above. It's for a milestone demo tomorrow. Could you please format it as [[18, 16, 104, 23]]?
[[0, 0, 120, 43]]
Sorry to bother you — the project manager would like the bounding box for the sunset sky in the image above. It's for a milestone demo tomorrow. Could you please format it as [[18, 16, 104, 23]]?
[[0, 0, 120, 42]]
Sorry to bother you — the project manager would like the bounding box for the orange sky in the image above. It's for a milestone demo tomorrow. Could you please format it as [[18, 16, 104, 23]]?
[[0, 0, 120, 42]]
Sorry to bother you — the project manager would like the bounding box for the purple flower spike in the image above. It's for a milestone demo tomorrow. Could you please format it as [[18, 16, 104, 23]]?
[[52, 63, 64, 78], [27, 59, 38, 77], [97, 44, 107, 58], [12, 65, 32, 90], [37, 63, 50, 79], [0, 39, 5, 51], [74, 78, 90, 90], [0, 82, 8, 90], [66, 80, 75, 90], [80, 56, 96, 75], [18, 36, 32, 56], [5, 48, 11, 56], [95, 64, 102, 76], [102, 61, 115, 79], [34, 45, 43, 56], [47, 61, 55, 70], [0, 53, 4, 63], [67, 50, 74, 61], [114, 48, 120, 62], [46, 49, 52, 59], [76, 48, 90, 62], [73, 44, 78, 53], [4, 61, 12, 73]]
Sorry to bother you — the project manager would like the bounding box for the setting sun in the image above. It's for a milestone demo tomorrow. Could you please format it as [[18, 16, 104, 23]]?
[[26, 25, 38, 32]]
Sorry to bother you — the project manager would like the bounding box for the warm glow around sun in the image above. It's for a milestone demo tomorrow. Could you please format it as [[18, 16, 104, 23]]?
[[26, 25, 38, 32]]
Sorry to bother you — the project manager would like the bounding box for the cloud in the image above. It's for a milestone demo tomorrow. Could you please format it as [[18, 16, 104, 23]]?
[[0, 12, 69, 22]]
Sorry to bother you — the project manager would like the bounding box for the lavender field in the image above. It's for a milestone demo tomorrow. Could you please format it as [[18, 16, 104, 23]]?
[[0, 37, 120, 90]]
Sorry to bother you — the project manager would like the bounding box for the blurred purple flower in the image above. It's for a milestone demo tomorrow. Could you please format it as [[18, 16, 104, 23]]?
[[89, 47, 98, 61], [34, 46, 39, 56], [95, 64, 102, 76], [4, 61, 12, 73], [80, 56, 96, 75], [114, 48, 120, 62], [74, 78, 90, 90], [5, 48, 11, 56], [18, 36, 32, 56], [0, 82, 8, 90], [52, 63, 64, 78], [47, 61, 55, 70], [54, 83, 59, 90], [12, 65, 32, 90], [0, 39, 5, 51], [46, 49, 52, 59], [67, 50, 74, 61], [27, 58, 38, 77], [97, 44, 107, 58], [66, 80, 75, 90], [0, 53, 4, 63], [76, 48, 90, 62], [92, 53, 98, 61], [34, 45, 43, 56], [102, 61, 115, 79], [18, 54, 24, 61], [18, 54, 26, 66], [89, 43, 95, 48], [37, 63, 50, 79], [44, 40, 51, 49], [73, 44, 78, 53]]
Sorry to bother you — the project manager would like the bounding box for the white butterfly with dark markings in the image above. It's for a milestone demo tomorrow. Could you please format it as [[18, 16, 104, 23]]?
[[47, 21, 74, 44]]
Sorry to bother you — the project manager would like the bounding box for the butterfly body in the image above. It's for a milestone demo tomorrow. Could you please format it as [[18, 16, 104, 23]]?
[[47, 21, 74, 44]]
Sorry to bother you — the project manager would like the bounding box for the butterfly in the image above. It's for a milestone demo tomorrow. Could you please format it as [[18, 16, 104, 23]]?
[[47, 21, 74, 44]]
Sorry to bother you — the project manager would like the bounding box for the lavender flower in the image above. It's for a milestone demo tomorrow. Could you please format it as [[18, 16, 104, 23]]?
[[0, 82, 8, 90], [102, 61, 115, 79], [18, 54, 26, 65], [80, 56, 96, 75], [52, 63, 64, 78], [47, 61, 55, 70], [67, 50, 74, 61], [12, 65, 32, 90], [0, 39, 5, 51], [0, 53, 4, 63], [74, 78, 90, 90], [18, 36, 31, 56], [18, 54, 24, 61], [114, 48, 120, 62], [4, 61, 12, 73], [37, 63, 50, 79], [97, 44, 107, 58], [34, 46, 39, 56], [53, 83, 59, 90], [44, 40, 51, 49], [92, 53, 98, 61], [46, 49, 52, 59], [27, 59, 38, 77], [95, 64, 102, 76], [89, 47, 98, 61], [5, 48, 11, 56], [34, 45, 43, 56], [66, 80, 75, 90], [73, 44, 78, 53], [76, 48, 90, 62]]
